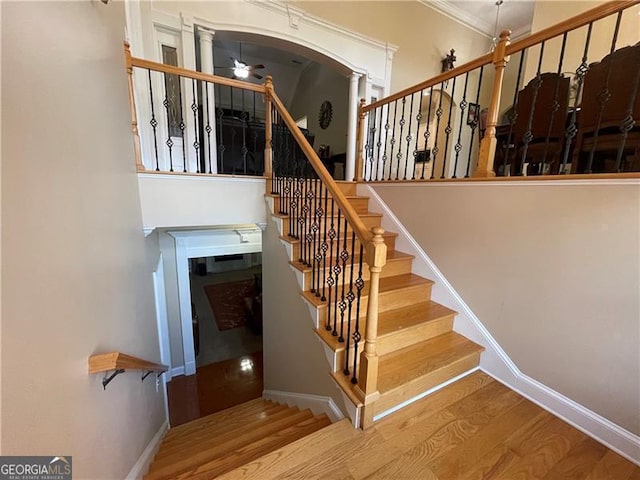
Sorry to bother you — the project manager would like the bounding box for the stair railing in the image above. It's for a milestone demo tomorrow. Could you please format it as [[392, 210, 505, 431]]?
[[356, 0, 640, 180], [125, 43, 269, 176], [265, 78, 387, 408]]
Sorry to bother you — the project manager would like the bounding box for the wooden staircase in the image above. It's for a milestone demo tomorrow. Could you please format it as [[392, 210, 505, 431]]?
[[267, 181, 485, 427], [144, 399, 331, 480]]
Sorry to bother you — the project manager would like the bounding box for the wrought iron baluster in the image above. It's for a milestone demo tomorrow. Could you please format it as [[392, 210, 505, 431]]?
[[320, 186, 329, 301], [191, 79, 200, 173], [396, 97, 407, 180], [300, 176, 309, 263], [466, 65, 485, 177], [147, 70, 160, 171], [326, 198, 336, 331], [431, 84, 445, 179], [204, 80, 213, 174], [331, 209, 342, 337], [162, 72, 175, 172], [518, 42, 546, 175], [542, 34, 568, 170], [311, 178, 321, 294], [586, 12, 622, 174], [505, 52, 526, 175], [351, 243, 364, 384], [441, 77, 457, 179], [403, 93, 415, 180], [422, 86, 435, 180], [216, 89, 225, 174], [382, 104, 391, 181], [374, 107, 384, 181], [364, 110, 374, 181], [561, 23, 593, 173], [343, 230, 357, 375], [614, 46, 640, 171], [306, 175, 315, 267], [452, 74, 470, 178], [337, 217, 349, 343], [412, 89, 425, 180], [178, 75, 187, 172], [389, 101, 399, 181]]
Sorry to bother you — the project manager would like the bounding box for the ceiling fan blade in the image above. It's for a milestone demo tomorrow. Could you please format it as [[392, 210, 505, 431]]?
[[248, 64, 265, 70], [251, 72, 263, 80], [214, 66, 234, 69]]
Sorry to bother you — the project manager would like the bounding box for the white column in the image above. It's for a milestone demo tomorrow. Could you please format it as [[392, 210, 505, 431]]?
[[197, 27, 218, 174], [180, 14, 198, 173], [345, 72, 361, 182]]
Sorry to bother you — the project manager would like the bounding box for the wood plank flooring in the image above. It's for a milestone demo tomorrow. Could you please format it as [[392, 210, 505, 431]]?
[[219, 372, 640, 480], [167, 352, 263, 427]]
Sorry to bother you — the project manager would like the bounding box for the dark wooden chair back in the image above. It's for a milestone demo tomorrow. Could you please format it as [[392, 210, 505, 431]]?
[[514, 72, 571, 142]]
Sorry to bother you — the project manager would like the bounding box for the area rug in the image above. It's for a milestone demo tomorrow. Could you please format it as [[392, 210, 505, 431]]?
[[204, 279, 254, 331]]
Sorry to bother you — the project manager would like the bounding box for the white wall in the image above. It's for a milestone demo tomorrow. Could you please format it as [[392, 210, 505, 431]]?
[[372, 180, 640, 436], [262, 213, 348, 412], [289, 63, 349, 156], [137, 174, 267, 230], [1, 1, 166, 476]]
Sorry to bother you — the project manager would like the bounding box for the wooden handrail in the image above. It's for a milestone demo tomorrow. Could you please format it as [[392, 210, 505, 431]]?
[[89, 352, 168, 374], [363, 53, 493, 113], [506, 0, 639, 56], [127, 55, 267, 94], [267, 89, 374, 248]]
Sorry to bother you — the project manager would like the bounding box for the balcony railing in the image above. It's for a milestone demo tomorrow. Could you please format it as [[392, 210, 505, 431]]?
[[356, 0, 640, 180]]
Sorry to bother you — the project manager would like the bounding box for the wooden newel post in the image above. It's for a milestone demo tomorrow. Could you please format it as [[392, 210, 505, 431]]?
[[264, 75, 274, 183], [354, 98, 367, 182], [356, 225, 387, 428], [474, 30, 511, 178], [124, 42, 144, 172]]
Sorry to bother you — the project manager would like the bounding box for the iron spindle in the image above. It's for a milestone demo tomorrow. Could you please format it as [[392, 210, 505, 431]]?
[[306, 175, 315, 267], [542, 34, 569, 169], [452, 73, 470, 178], [441, 77, 457, 179], [364, 110, 375, 181], [162, 72, 175, 172], [374, 107, 384, 181], [382, 104, 391, 180], [205, 80, 212, 174], [190, 79, 200, 173], [466, 65, 484, 178], [351, 243, 365, 384], [343, 230, 357, 376], [326, 198, 336, 331], [241, 90, 248, 175], [332, 209, 342, 336], [504, 52, 526, 175], [413, 89, 426, 180], [389, 100, 399, 181], [337, 217, 349, 343], [519, 42, 546, 175], [403, 93, 416, 180], [178, 75, 187, 172], [321, 186, 329, 301], [422, 86, 435, 180], [311, 177, 321, 294], [561, 23, 593, 173], [586, 15, 622, 173], [395, 97, 407, 180], [147, 70, 160, 171], [614, 47, 640, 171], [431, 83, 445, 179]]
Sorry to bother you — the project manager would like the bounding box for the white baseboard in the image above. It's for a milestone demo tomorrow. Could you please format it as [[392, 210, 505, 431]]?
[[170, 366, 184, 378], [125, 420, 168, 480], [263, 389, 344, 423], [362, 184, 640, 466]]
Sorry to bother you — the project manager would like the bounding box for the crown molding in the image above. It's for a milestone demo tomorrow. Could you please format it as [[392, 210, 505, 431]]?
[[419, 0, 493, 38]]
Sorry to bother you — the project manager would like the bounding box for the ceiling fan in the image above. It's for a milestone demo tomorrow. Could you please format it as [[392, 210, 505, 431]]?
[[215, 43, 265, 80]]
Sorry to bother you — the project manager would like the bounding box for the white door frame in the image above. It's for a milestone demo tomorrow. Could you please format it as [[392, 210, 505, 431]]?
[[153, 252, 171, 423], [168, 227, 263, 376]]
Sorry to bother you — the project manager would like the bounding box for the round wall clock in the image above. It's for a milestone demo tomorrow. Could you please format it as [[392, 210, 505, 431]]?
[[318, 100, 333, 130]]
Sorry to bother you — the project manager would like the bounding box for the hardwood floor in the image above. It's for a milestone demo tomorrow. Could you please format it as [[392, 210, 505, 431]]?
[[167, 352, 263, 427], [219, 371, 640, 480]]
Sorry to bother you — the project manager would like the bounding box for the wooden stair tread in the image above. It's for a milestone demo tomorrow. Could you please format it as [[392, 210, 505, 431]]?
[[173, 415, 333, 480], [289, 250, 414, 274], [215, 419, 360, 480], [315, 321, 365, 353], [378, 301, 457, 337], [302, 273, 434, 308], [148, 408, 312, 476], [160, 402, 288, 449], [331, 370, 364, 407], [164, 398, 270, 440], [377, 332, 484, 393]]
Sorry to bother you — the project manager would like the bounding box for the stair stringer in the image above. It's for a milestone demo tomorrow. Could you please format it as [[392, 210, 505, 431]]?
[[266, 197, 363, 428], [360, 184, 640, 466]]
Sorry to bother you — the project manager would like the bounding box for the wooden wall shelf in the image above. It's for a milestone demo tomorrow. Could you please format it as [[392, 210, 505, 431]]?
[[88, 352, 168, 389]]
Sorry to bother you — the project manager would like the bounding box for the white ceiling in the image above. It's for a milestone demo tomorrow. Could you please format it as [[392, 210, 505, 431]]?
[[423, 0, 536, 39]]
